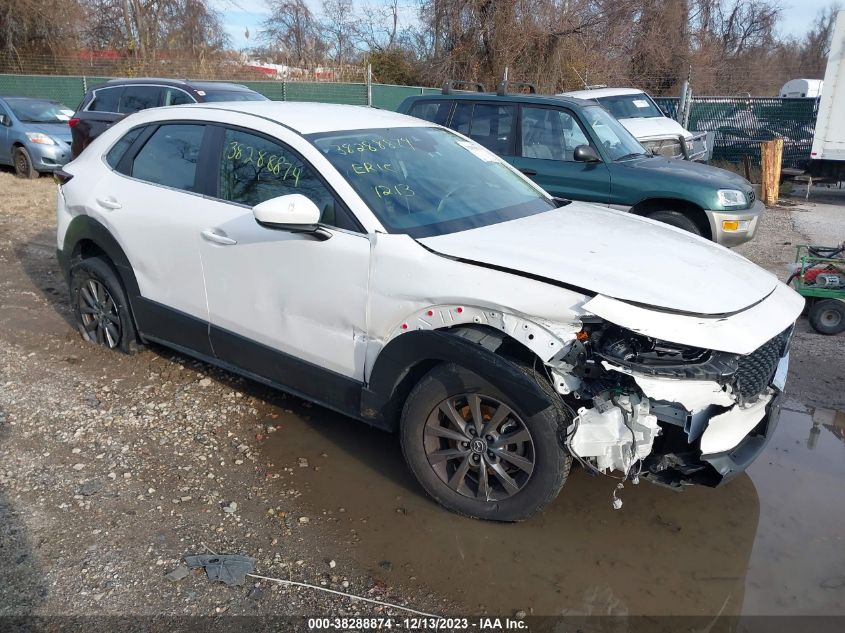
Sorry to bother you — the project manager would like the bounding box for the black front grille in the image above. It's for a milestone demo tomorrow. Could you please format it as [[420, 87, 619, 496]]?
[[748, 189, 755, 205], [734, 328, 790, 401]]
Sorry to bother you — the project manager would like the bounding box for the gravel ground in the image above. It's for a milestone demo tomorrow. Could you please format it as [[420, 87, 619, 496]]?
[[1, 170, 843, 619], [0, 171, 449, 619]]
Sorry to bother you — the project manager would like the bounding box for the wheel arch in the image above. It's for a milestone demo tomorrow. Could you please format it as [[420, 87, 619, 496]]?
[[630, 197, 712, 240], [61, 215, 144, 334], [361, 325, 558, 431]]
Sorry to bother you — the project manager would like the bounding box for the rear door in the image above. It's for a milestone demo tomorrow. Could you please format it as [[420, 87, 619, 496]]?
[[84, 122, 224, 354], [509, 105, 611, 203]]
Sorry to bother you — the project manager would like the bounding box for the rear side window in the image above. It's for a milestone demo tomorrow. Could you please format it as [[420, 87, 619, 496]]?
[[131, 124, 205, 192], [164, 88, 194, 106], [89, 87, 122, 113], [407, 101, 451, 126], [468, 104, 516, 155], [106, 126, 144, 169], [120, 86, 163, 114]]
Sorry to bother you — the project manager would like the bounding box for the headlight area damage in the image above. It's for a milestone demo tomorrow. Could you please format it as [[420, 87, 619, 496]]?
[[546, 320, 792, 498]]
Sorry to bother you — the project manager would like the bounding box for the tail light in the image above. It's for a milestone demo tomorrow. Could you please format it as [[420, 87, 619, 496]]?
[[68, 117, 80, 128], [53, 169, 73, 185]]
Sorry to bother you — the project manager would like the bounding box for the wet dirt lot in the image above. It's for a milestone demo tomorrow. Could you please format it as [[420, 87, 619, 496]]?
[[1, 171, 844, 619]]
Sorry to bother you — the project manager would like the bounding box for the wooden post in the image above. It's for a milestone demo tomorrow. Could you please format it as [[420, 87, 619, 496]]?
[[761, 138, 784, 206]]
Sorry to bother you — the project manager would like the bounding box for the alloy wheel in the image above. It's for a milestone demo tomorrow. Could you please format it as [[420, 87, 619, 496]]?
[[423, 393, 535, 502], [78, 279, 121, 348]]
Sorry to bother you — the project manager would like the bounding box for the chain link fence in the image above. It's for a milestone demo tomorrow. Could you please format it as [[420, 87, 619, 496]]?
[[656, 96, 819, 167], [0, 73, 437, 111]]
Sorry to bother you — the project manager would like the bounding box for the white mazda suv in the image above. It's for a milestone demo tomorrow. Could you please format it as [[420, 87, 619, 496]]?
[[55, 102, 803, 521]]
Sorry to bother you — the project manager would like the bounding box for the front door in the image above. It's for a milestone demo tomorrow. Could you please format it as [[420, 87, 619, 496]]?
[[509, 105, 611, 203], [198, 126, 370, 408]]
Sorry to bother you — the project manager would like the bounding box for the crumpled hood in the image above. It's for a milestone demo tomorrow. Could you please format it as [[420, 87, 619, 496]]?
[[620, 116, 691, 140], [418, 204, 778, 316]]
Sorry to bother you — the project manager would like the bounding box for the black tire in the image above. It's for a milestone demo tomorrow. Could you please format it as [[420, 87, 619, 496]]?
[[646, 209, 702, 235], [13, 146, 38, 179], [69, 256, 140, 353], [400, 362, 571, 521], [808, 299, 845, 335]]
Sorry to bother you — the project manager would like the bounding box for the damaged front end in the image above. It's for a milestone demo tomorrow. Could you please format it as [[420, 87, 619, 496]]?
[[549, 320, 792, 490]]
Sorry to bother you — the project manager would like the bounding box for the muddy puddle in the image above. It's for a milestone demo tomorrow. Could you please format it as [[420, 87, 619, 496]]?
[[261, 399, 845, 616]]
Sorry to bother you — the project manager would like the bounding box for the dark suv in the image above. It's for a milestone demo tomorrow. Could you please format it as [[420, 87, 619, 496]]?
[[398, 82, 763, 246], [69, 78, 267, 159]]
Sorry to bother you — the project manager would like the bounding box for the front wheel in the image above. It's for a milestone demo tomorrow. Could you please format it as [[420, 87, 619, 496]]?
[[400, 363, 570, 521], [646, 209, 702, 235], [14, 147, 38, 179], [808, 299, 845, 335]]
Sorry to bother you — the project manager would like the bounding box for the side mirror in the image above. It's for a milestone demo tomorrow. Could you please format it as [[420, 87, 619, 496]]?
[[0, 114, 7, 126], [253, 194, 321, 232], [573, 145, 601, 163]]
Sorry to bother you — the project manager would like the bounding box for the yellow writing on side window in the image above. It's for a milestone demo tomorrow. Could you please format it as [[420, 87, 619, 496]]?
[[226, 141, 301, 187]]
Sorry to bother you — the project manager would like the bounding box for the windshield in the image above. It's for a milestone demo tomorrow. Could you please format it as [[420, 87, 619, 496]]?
[[594, 93, 664, 119], [201, 91, 268, 102], [6, 98, 73, 123], [582, 106, 647, 161], [310, 127, 555, 238]]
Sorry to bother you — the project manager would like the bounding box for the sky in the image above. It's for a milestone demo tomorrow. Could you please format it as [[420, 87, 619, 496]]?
[[212, 0, 841, 52]]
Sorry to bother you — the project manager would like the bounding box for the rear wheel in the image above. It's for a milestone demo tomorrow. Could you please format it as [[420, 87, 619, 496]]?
[[400, 363, 570, 521], [14, 147, 38, 179], [69, 256, 139, 353], [646, 209, 701, 235], [808, 299, 845, 335]]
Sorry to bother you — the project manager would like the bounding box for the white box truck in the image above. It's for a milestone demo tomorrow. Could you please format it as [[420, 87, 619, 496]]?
[[808, 10, 845, 181]]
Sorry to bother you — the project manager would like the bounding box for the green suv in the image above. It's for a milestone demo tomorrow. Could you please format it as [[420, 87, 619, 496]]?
[[398, 86, 763, 246]]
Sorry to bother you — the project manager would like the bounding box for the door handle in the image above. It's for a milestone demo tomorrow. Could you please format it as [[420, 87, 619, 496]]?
[[96, 197, 122, 210], [201, 229, 237, 246], [519, 168, 538, 176]]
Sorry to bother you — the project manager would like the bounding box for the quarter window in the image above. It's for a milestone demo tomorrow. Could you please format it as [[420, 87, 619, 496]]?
[[218, 129, 355, 230], [131, 124, 205, 192], [106, 126, 144, 170], [521, 107, 591, 161], [89, 87, 122, 113], [119, 86, 162, 114]]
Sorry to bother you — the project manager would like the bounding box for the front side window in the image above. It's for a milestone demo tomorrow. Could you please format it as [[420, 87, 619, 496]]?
[[119, 86, 162, 114], [89, 87, 122, 113], [218, 129, 352, 229], [164, 88, 194, 106], [131, 124, 205, 192], [582, 106, 647, 161], [521, 106, 591, 161], [310, 126, 554, 238]]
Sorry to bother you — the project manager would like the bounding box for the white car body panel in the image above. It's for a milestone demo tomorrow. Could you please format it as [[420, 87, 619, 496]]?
[[699, 394, 772, 454], [418, 204, 779, 317], [617, 116, 692, 141]]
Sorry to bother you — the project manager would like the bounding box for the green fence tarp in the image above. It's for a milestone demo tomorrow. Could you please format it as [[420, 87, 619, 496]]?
[[0, 74, 86, 109]]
